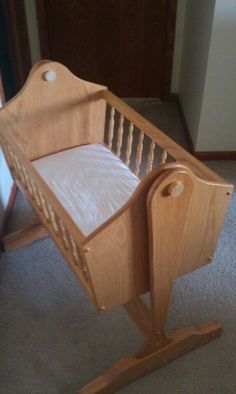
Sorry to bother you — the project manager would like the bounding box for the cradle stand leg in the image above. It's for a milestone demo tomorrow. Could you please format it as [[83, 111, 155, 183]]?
[[79, 167, 225, 393], [79, 304, 222, 394], [1, 217, 48, 252]]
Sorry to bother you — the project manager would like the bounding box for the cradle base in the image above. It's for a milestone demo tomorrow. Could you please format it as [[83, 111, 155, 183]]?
[[1, 217, 48, 252], [79, 320, 222, 394]]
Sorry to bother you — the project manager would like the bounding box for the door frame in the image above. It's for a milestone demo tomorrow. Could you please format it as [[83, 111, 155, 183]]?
[[36, 0, 177, 99], [1, 0, 31, 94], [0, 0, 31, 239]]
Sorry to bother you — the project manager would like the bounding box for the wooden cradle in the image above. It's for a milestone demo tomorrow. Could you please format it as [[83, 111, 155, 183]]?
[[0, 61, 233, 393]]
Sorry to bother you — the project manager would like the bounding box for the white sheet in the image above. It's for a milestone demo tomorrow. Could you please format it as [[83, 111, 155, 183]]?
[[33, 144, 140, 236]]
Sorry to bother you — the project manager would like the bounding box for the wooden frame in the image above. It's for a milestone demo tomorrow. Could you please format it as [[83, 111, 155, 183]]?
[[0, 61, 233, 393]]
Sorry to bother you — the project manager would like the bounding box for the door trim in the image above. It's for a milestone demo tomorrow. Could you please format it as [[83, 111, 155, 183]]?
[[1, 0, 31, 90]]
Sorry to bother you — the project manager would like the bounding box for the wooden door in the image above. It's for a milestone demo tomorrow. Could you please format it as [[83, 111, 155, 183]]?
[[37, 0, 176, 97]]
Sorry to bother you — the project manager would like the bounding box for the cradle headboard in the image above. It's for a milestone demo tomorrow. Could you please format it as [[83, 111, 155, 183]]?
[[0, 61, 107, 160]]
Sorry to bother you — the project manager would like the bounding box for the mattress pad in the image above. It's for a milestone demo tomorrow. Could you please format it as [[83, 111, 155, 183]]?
[[33, 143, 140, 236]]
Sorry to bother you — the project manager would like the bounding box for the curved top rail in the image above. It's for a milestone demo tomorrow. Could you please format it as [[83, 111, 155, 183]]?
[[0, 60, 107, 113], [0, 61, 107, 160]]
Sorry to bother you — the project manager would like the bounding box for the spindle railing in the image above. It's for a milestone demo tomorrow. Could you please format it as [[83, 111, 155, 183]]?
[[105, 102, 171, 178], [1, 138, 91, 286]]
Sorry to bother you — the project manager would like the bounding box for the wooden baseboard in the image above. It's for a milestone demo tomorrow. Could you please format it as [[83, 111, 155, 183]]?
[[194, 151, 236, 160], [174, 95, 236, 160], [0, 182, 17, 241]]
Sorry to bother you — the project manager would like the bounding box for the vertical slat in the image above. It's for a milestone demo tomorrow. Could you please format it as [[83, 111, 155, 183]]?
[[48, 204, 59, 234], [69, 234, 80, 266], [31, 181, 42, 208], [39, 191, 50, 222], [125, 122, 134, 167], [16, 159, 26, 186], [58, 219, 70, 250], [161, 149, 168, 164], [146, 140, 156, 174], [116, 114, 124, 157], [107, 106, 115, 149], [135, 131, 144, 176], [24, 169, 34, 197], [11, 154, 23, 181]]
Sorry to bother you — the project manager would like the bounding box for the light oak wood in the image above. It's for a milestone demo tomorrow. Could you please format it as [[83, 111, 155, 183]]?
[[125, 121, 134, 166], [1, 217, 48, 252], [102, 90, 227, 183], [146, 140, 155, 174], [168, 181, 184, 197], [0, 61, 107, 161], [0, 132, 93, 300], [124, 298, 152, 339], [135, 131, 144, 176], [116, 114, 124, 157], [79, 320, 222, 394], [161, 149, 168, 164], [147, 167, 232, 345], [0, 61, 234, 394], [107, 106, 115, 150]]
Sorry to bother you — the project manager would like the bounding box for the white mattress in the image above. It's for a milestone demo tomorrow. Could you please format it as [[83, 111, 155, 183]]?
[[33, 144, 140, 236]]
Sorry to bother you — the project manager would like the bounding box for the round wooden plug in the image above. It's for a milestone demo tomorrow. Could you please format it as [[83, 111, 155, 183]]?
[[43, 70, 56, 82], [168, 181, 184, 197]]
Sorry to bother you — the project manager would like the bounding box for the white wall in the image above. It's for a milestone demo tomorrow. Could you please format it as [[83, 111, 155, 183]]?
[[178, 0, 236, 151], [196, 0, 236, 151], [178, 0, 215, 146], [0, 95, 13, 226], [0, 148, 13, 227]]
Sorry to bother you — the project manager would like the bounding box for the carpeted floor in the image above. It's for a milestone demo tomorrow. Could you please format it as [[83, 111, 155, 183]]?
[[0, 100, 235, 394]]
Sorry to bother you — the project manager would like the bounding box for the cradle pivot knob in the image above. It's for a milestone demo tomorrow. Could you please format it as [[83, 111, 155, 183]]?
[[43, 70, 56, 82], [168, 181, 184, 197]]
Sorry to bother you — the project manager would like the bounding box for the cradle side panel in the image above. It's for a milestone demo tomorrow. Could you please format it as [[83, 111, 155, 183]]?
[[0, 133, 97, 304], [83, 207, 149, 311], [81, 163, 201, 311], [147, 168, 233, 281], [0, 61, 107, 160], [146, 168, 233, 337]]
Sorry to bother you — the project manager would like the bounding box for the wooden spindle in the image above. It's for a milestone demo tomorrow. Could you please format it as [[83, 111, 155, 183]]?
[[161, 149, 168, 164], [31, 182, 41, 208], [69, 235, 80, 266], [125, 122, 134, 167], [135, 131, 144, 176], [116, 114, 124, 157], [108, 106, 115, 149], [48, 204, 59, 234], [10, 154, 21, 179], [58, 220, 70, 250], [39, 191, 50, 222], [146, 140, 156, 174], [25, 175, 34, 197], [27, 177, 36, 201], [14, 157, 26, 185]]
